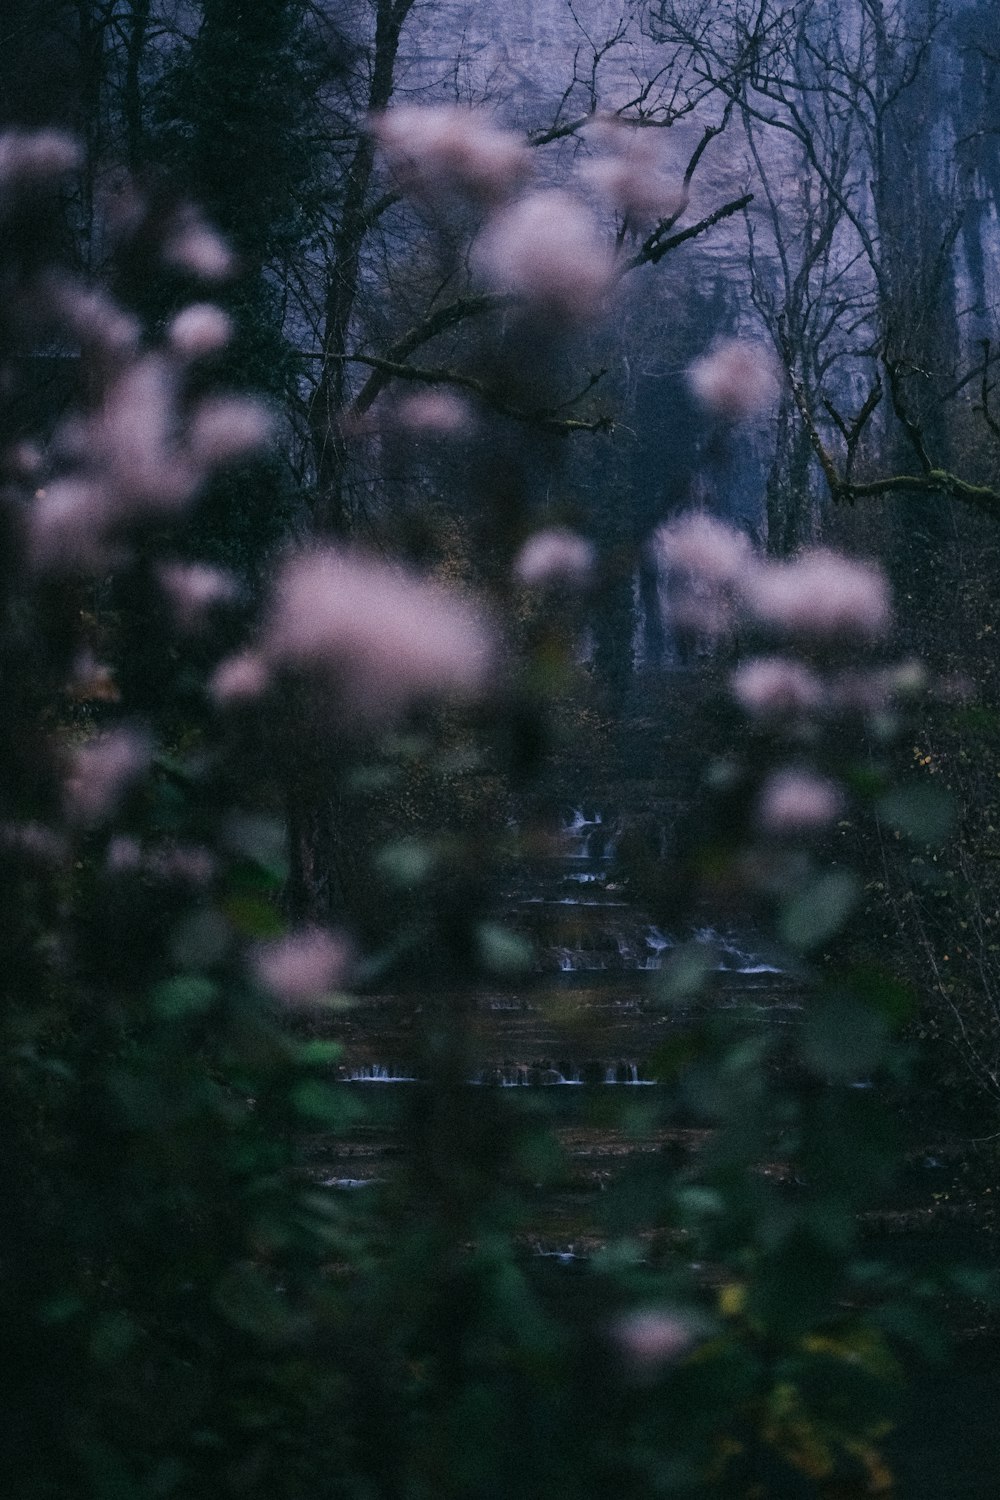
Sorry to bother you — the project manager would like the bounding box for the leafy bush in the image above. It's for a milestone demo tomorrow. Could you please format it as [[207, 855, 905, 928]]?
[[0, 122, 984, 1500]]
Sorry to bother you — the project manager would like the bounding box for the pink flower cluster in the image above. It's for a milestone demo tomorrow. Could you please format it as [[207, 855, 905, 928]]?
[[211, 548, 496, 722], [514, 528, 595, 587], [369, 105, 626, 326], [209, 651, 271, 707], [64, 727, 153, 827], [747, 549, 891, 640], [731, 656, 826, 719], [29, 340, 271, 571], [161, 205, 236, 281], [655, 513, 752, 632], [755, 768, 843, 835], [157, 561, 238, 632], [392, 389, 471, 436], [611, 1308, 698, 1375], [579, 117, 687, 227], [688, 339, 780, 421], [168, 304, 232, 359], [371, 106, 529, 205], [252, 927, 351, 1007], [658, 514, 892, 645], [660, 517, 902, 849], [106, 836, 216, 885], [472, 189, 614, 323], [0, 129, 81, 193]]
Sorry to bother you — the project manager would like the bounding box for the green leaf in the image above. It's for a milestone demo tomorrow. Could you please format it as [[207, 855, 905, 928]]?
[[89, 1310, 138, 1366], [228, 856, 284, 894], [222, 813, 289, 876], [844, 966, 916, 1029], [290, 1079, 351, 1125], [375, 838, 436, 887], [675, 1186, 725, 1222], [649, 1030, 709, 1081], [877, 783, 955, 845], [344, 765, 401, 794], [476, 922, 533, 975], [656, 941, 715, 1006], [222, 893, 284, 938], [801, 994, 889, 1079], [169, 909, 233, 969], [295, 1040, 344, 1067], [779, 869, 859, 950], [39, 1295, 85, 1325], [747, 1234, 841, 1338], [213, 1264, 297, 1343], [151, 975, 217, 1020]]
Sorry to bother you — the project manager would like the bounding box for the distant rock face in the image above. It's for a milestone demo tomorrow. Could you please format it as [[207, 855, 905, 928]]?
[[387, 0, 779, 637], [396, 1, 771, 275], [380, 0, 998, 603]]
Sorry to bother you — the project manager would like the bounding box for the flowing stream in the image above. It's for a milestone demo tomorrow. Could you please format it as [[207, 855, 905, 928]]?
[[334, 806, 797, 1092]]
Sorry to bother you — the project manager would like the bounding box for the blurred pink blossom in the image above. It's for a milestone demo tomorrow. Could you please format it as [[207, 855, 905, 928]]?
[[5, 440, 43, 478], [161, 209, 235, 281], [747, 549, 891, 639], [30, 342, 272, 572], [756, 767, 843, 834], [44, 277, 140, 359], [514, 528, 595, 587], [107, 834, 215, 885], [656, 513, 754, 632], [89, 355, 193, 510], [579, 119, 687, 226], [371, 106, 529, 204], [158, 561, 237, 631], [0, 821, 69, 865], [688, 339, 780, 420], [151, 844, 217, 885], [30, 477, 125, 572], [105, 836, 143, 874], [208, 651, 271, 706], [168, 303, 232, 359], [263, 548, 495, 720], [731, 656, 826, 718], [472, 190, 614, 322], [393, 389, 471, 435], [611, 1308, 698, 1373], [252, 927, 351, 1007], [64, 727, 153, 826], [0, 129, 81, 189], [656, 513, 752, 585], [188, 396, 272, 467]]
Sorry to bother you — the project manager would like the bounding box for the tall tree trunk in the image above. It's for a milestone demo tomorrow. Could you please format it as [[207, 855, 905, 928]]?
[[310, 0, 415, 535]]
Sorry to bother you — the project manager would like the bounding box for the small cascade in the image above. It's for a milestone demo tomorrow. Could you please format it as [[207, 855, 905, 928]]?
[[477, 1062, 584, 1087], [638, 926, 672, 970], [693, 927, 784, 976], [346, 1063, 417, 1082], [507, 805, 790, 983], [470, 1059, 651, 1087], [560, 808, 620, 865], [603, 1060, 651, 1084]]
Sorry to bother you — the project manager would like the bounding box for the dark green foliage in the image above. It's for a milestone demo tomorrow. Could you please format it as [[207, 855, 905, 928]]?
[[5, 3, 1000, 1494]]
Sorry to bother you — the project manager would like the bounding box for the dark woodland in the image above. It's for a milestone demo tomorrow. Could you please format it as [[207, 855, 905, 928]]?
[[3, 3, 1000, 1496]]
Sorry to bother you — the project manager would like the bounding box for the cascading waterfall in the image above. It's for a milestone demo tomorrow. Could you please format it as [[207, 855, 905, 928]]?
[[515, 806, 784, 978]]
